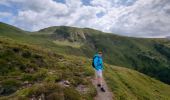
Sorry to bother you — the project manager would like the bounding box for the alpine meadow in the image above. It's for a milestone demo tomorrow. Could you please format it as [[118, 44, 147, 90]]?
[[0, 22, 170, 100]]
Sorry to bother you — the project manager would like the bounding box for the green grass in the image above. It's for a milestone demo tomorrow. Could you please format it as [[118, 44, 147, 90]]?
[[0, 37, 96, 100], [53, 40, 83, 48], [104, 65, 170, 100], [0, 36, 170, 100]]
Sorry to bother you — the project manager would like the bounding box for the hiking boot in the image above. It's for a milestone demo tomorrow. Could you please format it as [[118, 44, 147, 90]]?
[[101, 87, 106, 92], [97, 84, 101, 87]]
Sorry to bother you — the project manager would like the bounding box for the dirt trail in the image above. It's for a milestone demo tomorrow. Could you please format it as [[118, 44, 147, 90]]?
[[92, 78, 114, 100]]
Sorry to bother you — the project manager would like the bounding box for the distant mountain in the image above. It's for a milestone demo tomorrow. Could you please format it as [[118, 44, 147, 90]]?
[[0, 22, 25, 34], [38, 26, 109, 42]]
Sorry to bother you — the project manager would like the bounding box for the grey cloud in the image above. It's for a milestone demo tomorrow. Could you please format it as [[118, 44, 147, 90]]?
[[106, 0, 170, 37]]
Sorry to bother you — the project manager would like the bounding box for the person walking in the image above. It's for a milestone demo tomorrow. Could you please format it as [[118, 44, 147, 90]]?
[[92, 51, 105, 92]]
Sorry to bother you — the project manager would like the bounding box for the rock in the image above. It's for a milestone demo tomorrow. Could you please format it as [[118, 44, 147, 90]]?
[[58, 80, 71, 87], [25, 67, 35, 73], [64, 80, 70, 85], [48, 70, 55, 75], [30, 95, 36, 100], [28, 83, 32, 87], [38, 93, 45, 100], [24, 81, 29, 84], [76, 84, 89, 94], [0, 87, 5, 95]]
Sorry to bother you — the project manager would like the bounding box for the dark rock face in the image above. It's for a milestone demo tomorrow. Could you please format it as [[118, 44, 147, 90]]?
[[51, 26, 86, 42]]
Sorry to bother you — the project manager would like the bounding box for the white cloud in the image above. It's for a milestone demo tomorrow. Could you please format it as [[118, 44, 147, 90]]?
[[0, 0, 170, 37], [90, 0, 170, 37]]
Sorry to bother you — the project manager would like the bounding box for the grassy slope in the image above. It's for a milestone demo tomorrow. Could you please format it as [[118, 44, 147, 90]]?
[[104, 65, 170, 100], [0, 37, 96, 100], [0, 23, 85, 56], [0, 37, 170, 100]]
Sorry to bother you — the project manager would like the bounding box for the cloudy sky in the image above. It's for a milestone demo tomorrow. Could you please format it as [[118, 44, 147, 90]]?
[[0, 0, 170, 37]]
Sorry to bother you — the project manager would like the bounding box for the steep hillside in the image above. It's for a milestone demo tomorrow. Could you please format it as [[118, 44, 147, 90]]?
[[0, 37, 170, 100], [0, 37, 96, 100], [104, 65, 170, 100]]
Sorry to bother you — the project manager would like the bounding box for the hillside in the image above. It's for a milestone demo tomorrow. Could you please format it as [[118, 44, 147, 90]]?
[[0, 37, 170, 100], [1, 22, 169, 85], [36, 26, 170, 85], [0, 22, 27, 37], [0, 23, 170, 100], [105, 65, 170, 100], [0, 37, 96, 99]]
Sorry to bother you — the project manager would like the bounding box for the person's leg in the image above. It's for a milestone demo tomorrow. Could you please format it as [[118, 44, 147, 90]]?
[[98, 70, 103, 87], [99, 70, 105, 92], [95, 70, 103, 87], [95, 70, 101, 86]]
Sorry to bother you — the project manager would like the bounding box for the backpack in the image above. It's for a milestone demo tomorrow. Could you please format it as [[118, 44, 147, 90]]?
[[92, 56, 99, 68]]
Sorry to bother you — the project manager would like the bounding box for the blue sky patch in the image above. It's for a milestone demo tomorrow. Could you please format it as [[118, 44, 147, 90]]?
[[54, 0, 66, 4], [114, 0, 137, 7], [96, 12, 105, 18], [81, 0, 91, 6]]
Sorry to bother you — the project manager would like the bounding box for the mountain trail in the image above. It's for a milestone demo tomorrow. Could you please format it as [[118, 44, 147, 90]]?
[[92, 78, 114, 100]]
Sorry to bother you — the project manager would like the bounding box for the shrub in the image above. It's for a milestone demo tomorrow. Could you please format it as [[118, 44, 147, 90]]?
[[1, 79, 21, 95], [64, 87, 81, 100]]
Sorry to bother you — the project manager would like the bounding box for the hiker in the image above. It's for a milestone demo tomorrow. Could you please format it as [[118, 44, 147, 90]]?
[[92, 51, 105, 92]]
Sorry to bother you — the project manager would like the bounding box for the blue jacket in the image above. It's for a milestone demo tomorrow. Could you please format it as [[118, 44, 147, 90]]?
[[94, 54, 103, 71]]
